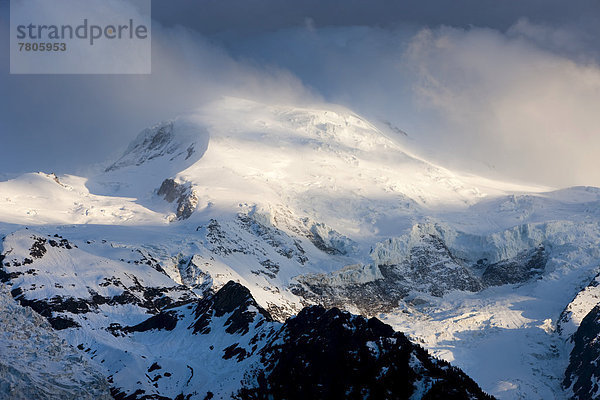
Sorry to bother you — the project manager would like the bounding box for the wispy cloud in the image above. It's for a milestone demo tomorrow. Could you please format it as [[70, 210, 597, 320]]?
[[404, 24, 600, 186]]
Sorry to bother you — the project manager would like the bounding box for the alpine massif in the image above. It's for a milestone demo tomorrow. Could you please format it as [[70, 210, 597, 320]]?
[[1, 97, 600, 399]]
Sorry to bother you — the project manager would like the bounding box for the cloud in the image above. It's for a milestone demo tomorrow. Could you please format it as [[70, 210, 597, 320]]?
[[223, 20, 600, 187], [403, 25, 600, 187], [151, 0, 600, 36], [1, 1, 599, 188], [507, 18, 600, 63], [0, 6, 317, 175]]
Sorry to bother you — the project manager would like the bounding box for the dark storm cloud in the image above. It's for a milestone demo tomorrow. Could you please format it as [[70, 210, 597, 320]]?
[[151, 0, 598, 35]]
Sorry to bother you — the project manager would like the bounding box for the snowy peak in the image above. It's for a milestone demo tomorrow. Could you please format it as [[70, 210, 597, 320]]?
[[0, 97, 550, 228], [3, 95, 600, 399], [105, 119, 207, 173], [191, 280, 273, 335], [92, 96, 511, 226]]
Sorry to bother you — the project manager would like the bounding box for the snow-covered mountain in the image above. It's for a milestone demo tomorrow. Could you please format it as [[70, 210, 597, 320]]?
[[1, 97, 600, 399], [0, 229, 492, 399]]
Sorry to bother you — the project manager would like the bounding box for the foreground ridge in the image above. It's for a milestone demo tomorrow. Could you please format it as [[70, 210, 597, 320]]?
[[0, 228, 493, 399]]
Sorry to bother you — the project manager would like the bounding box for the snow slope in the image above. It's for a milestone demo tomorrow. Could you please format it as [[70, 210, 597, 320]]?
[[0, 172, 165, 226]]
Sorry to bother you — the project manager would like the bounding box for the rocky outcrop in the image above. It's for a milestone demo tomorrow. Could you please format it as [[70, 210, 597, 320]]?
[[293, 233, 481, 315], [106, 122, 178, 172], [238, 304, 494, 400], [157, 178, 199, 220], [564, 303, 600, 399], [481, 246, 547, 287], [190, 281, 272, 335], [557, 273, 600, 339]]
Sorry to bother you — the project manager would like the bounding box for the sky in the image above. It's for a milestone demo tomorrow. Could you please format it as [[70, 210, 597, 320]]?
[[1, 0, 599, 187]]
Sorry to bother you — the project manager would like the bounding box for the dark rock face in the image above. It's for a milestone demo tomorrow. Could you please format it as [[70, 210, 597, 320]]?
[[482, 246, 547, 287], [400, 234, 482, 296], [291, 265, 409, 316], [157, 179, 180, 203], [29, 236, 48, 258], [9, 289, 82, 330], [238, 305, 494, 400], [191, 281, 272, 335], [293, 234, 481, 316], [8, 275, 191, 330], [109, 387, 175, 400], [123, 311, 179, 333], [157, 178, 199, 220], [564, 304, 600, 399]]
